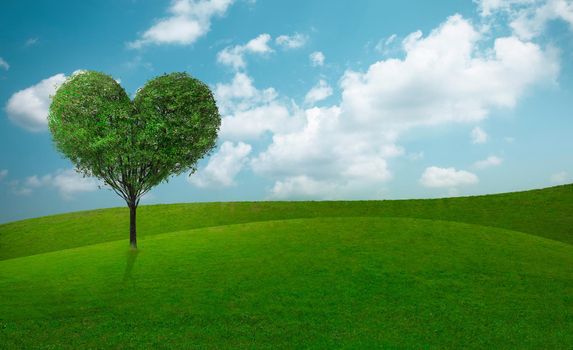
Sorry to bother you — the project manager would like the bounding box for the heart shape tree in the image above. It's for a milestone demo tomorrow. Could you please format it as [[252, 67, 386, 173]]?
[[49, 71, 221, 249]]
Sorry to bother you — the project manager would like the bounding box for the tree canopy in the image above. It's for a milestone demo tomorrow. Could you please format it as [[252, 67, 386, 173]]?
[[48, 70, 221, 247]]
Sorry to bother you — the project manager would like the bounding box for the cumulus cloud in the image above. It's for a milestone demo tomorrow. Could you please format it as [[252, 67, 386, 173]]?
[[550, 171, 569, 184], [189, 141, 252, 188], [5, 73, 67, 132], [477, 0, 537, 16], [220, 104, 301, 141], [270, 176, 338, 199], [473, 155, 503, 169], [251, 106, 399, 199], [0, 57, 9, 70], [275, 33, 308, 49], [128, 0, 234, 48], [309, 51, 325, 66], [471, 126, 488, 144], [0, 169, 7, 181], [511, 0, 573, 39], [52, 170, 100, 199], [11, 169, 99, 199], [243, 33, 273, 53], [304, 79, 333, 105], [420, 166, 479, 188], [215, 72, 303, 140], [217, 33, 273, 70], [478, 0, 573, 39], [198, 12, 558, 198], [246, 14, 555, 199], [340, 15, 558, 130], [214, 72, 277, 113]]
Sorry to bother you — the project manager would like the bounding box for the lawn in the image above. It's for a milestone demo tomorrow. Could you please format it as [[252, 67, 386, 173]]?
[[0, 185, 572, 348]]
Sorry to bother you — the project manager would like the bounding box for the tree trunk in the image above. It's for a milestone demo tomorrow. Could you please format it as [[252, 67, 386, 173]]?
[[129, 203, 137, 249]]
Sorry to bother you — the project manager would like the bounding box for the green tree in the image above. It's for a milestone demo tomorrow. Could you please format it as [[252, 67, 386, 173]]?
[[48, 71, 220, 249]]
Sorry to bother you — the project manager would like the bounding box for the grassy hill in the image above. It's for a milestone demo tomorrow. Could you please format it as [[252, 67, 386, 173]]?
[[1, 184, 572, 261], [1, 185, 572, 348]]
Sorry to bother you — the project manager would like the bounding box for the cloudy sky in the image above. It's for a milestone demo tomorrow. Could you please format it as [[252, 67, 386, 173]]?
[[1, 0, 572, 222]]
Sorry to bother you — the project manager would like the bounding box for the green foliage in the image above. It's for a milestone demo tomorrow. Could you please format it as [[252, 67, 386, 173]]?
[[48, 71, 220, 206], [48, 71, 132, 180]]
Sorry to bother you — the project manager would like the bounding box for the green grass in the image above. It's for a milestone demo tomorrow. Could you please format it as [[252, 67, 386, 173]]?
[[1, 185, 572, 348], [1, 184, 572, 260]]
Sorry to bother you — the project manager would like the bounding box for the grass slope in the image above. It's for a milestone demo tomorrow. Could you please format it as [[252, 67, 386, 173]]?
[[1, 184, 572, 260], [2, 217, 572, 349]]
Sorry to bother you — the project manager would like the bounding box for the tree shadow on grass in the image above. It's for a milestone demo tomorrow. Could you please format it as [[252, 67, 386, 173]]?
[[122, 249, 140, 282]]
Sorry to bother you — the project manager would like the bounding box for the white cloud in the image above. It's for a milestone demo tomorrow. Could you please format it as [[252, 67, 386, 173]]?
[[5, 73, 67, 132], [420, 166, 479, 188], [0, 57, 9, 70], [511, 0, 573, 39], [550, 171, 569, 184], [251, 106, 338, 178], [252, 15, 554, 198], [309, 51, 325, 66], [217, 33, 272, 70], [214, 14, 557, 199], [374, 34, 398, 53], [269, 175, 392, 200], [473, 155, 503, 169], [217, 49, 245, 70], [12, 169, 99, 199], [215, 73, 303, 140], [214, 72, 277, 114], [23, 174, 51, 188], [477, 0, 537, 16], [128, 0, 234, 48], [244, 33, 273, 53], [220, 104, 301, 141], [270, 176, 338, 199], [52, 170, 100, 199], [0, 169, 7, 181], [251, 106, 399, 199], [189, 141, 252, 188], [385, 34, 398, 45], [275, 33, 308, 49], [471, 126, 489, 144], [340, 15, 558, 130], [478, 0, 573, 39], [11, 186, 32, 196], [304, 79, 333, 105]]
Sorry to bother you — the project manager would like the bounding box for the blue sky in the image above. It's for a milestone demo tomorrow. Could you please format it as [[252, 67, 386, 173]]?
[[1, 0, 572, 223]]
